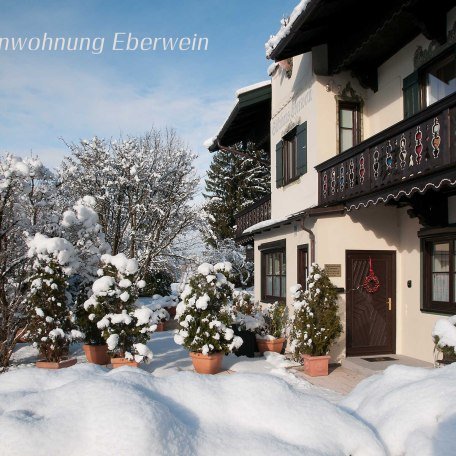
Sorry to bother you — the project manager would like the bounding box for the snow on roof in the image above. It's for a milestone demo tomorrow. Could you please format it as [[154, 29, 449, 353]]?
[[243, 218, 286, 235], [203, 137, 216, 149], [265, 0, 311, 58], [235, 80, 271, 97], [267, 62, 279, 76]]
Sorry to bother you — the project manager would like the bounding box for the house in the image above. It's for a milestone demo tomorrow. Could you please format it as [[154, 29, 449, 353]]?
[[208, 0, 456, 363]]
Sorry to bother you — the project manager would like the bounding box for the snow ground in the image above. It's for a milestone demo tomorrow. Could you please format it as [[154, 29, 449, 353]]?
[[4, 331, 456, 456]]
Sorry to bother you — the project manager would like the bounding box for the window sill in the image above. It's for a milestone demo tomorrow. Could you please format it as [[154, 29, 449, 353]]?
[[283, 175, 300, 187], [421, 307, 456, 316], [261, 297, 286, 304]]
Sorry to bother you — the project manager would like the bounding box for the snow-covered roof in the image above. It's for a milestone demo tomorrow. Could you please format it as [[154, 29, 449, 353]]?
[[243, 218, 286, 235], [235, 80, 271, 97], [265, 0, 311, 58]]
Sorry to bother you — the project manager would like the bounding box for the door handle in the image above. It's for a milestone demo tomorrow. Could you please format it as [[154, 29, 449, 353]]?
[[387, 298, 392, 311]]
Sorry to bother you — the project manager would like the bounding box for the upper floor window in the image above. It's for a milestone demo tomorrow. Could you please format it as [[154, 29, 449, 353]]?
[[276, 122, 307, 188], [338, 101, 361, 153], [403, 49, 456, 118]]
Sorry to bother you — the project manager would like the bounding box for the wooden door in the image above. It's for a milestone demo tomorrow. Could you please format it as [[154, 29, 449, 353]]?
[[346, 250, 396, 356], [297, 245, 309, 289]]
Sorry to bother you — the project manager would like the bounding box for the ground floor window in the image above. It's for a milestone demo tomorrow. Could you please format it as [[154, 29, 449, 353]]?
[[422, 230, 456, 313], [259, 240, 286, 301], [297, 244, 309, 290]]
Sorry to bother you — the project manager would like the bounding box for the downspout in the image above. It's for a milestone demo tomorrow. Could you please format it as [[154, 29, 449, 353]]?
[[300, 212, 315, 264]]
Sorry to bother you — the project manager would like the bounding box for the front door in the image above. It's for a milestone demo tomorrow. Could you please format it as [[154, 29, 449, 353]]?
[[346, 250, 396, 356]]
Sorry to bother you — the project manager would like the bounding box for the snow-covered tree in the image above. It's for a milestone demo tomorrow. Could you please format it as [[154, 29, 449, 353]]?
[[203, 238, 253, 287], [203, 142, 269, 245], [0, 155, 58, 369], [59, 129, 200, 275], [26, 233, 83, 362], [84, 253, 155, 363], [432, 315, 456, 364], [174, 262, 242, 355], [257, 301, 288, 339], [289, 265, 342, 361]]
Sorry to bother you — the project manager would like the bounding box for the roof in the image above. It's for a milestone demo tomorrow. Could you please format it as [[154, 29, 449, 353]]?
[[205, 81, 271, 152], [267, 0, 454, 90]]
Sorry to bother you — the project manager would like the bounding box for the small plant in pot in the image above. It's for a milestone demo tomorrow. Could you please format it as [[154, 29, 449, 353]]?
[[26, 233, 84, 369], [289, 264, 342, 377], [232, 291, 264, 358], [256, 301, 287, 354], [432, 315, 456, 366], [150, 304, 170, 332], [85, 253, 154, 368], [174, 262, 243, 374]]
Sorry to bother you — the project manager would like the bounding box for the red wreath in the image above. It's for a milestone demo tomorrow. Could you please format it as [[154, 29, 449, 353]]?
[[363, 257, 380, 293]]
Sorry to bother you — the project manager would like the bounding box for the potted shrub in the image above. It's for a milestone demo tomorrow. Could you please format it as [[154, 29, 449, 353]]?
[[174, 262, 243, 374], [26, 233, 84, 369], [232, 291, 263, 357], [432, 315, 456, 366], [85, 253, 155, 368], [256, 301, 288, 354], [289, 264, 342, 376]]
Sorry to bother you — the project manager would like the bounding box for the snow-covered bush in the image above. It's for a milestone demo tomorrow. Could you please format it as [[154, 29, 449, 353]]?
[[289, 264, 342, 361], [84, 253, 154, 363], [26, 234, 83, 362], [232, 291, 264, 332], [432, 315, 456, 364], [174, 262, 242, 355], [257, 301, 288, 339], [0, 155, 58, 369], [61, 196, 111, 345], [203, 239, 254, 287]]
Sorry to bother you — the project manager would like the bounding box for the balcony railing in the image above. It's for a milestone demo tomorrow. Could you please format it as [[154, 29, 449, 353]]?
[[317, 92, 456, 206], [235, 194, 271, 239]]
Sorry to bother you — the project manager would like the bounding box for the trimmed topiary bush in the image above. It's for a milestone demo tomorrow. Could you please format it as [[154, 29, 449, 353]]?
[[289, 264, 342, 361]]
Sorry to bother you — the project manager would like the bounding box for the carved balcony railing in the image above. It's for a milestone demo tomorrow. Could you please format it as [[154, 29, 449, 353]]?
[[317, 92, 456, 207], [235, 194, 271, 239]]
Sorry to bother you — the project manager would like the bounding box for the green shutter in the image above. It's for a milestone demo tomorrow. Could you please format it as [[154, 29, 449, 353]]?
[[275, 141, 284, 188], [403, 71, 420, 118], [296, 122, 307, 176]]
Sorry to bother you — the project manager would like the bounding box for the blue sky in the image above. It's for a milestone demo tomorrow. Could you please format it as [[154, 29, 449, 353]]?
[[0, 0, 297, 178]]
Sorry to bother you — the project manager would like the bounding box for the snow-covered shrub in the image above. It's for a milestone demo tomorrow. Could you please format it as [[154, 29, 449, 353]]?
[[203, 239, 254, 287], [174, 262, 243, 355], [26, 233, 83, 362], [0, 155, 58, 369], [84, 253, 154, 362], [257, 301, 288, 339], [60, 196, 111, 345], [232, 291, 264, 332], [432, 315, 456, 364], [139, 269, 174, 297], [289, 264, 342, 361]]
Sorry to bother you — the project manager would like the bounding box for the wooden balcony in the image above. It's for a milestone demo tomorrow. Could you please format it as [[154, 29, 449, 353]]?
[[317, 92, 456, 208], [235, 194, 271, 240]]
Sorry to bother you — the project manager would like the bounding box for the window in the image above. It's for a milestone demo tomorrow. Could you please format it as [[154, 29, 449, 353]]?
[[338, 101, 361, 153], [276, 122, 307, 188], [259, 240, 286, 301], [422, 232, 456, 314], [403, 49, 456, 118], [297, 244, 309, 290]]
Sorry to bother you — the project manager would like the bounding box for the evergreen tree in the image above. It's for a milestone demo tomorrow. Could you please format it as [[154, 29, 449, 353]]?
[[203, 142, 269, 245]]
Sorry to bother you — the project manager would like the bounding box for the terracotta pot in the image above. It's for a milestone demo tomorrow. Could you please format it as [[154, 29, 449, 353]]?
[[302, 354, 330, 377], [36, 358, 77, 369], [256, 337, 285, 354], [156, 322, 165, 332], [111, 357, 140, 368], [166, 306, 176, 318], [83, 344, 110, 365], [190, 352, 223, 374]]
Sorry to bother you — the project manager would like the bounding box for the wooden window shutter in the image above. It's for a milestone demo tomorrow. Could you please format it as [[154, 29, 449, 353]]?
[[296, 122, 307, 176], [275, 140, 284, 188], [403, 71, 420, 118]]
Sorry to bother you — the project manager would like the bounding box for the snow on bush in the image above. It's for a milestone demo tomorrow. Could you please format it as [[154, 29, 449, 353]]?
[[288, 264, 342, 361], [432, 315, 456, 363], [232, 291, 264, 332], [83, 253, 155, 362], [26, 234, 83, 362], [256, 300, 288, 339], [341, 363, 456, 455], [0, 364, 385, 456], [175, 262, 243, 355]]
